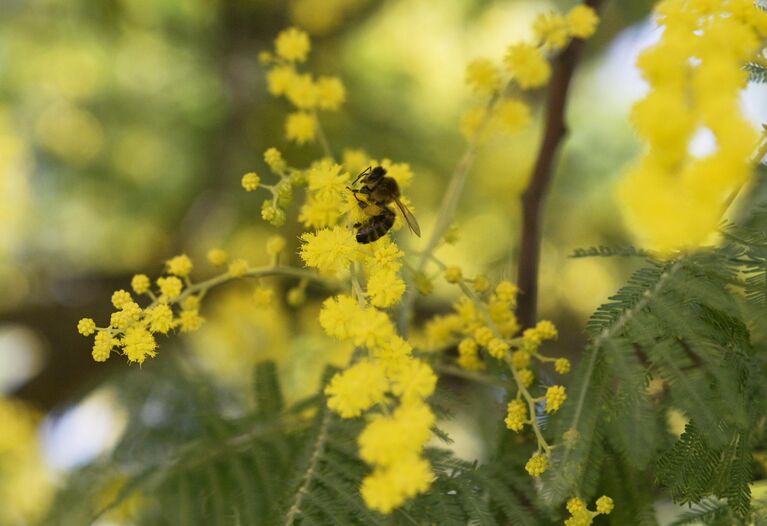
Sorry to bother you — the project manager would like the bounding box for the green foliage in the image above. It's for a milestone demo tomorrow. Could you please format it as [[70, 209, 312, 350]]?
[[746, 62, 767, 83]]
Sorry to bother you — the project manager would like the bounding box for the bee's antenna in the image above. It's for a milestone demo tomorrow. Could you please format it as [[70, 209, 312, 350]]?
[[352, 166, 372, 185]]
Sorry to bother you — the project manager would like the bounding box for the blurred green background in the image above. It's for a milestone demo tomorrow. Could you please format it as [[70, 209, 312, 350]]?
[[2, 0, 766, 523]]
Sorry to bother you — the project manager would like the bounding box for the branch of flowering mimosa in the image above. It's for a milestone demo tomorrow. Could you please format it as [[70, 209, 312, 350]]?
[[516, 0, 605, 329]]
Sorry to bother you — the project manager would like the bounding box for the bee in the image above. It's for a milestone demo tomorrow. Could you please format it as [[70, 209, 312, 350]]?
[[347, 165, 421, 244]]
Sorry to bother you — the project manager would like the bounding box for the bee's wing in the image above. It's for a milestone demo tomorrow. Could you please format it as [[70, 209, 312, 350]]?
[[393, 197, 421, 237]]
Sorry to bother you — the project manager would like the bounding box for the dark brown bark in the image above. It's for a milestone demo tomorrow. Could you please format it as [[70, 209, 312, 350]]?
[[516, 0, 604, 329]]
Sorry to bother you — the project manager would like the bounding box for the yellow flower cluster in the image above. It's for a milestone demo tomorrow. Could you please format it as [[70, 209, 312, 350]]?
[[319, 294, 437, 512], [564, 496, 614, 526], [262, 27, 346, 144], [77, 253, 263, 364], [462, 3, 599, 140], [618, 0, 767, 253]]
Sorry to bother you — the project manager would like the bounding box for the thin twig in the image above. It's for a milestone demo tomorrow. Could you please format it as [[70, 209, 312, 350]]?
[[516, 0, 604, 329]]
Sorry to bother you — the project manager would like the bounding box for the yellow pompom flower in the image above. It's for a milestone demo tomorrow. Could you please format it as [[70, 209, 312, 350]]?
[[567, 497, 587, 514], [253, 286, 274, 307], [275, 27, 311, 63], [465, 58, 501, 94], [77, 318, 96, 336], [146, 304, 174, 334], [241, 172, 261, 191], [285, 73, 318, 109], [495, 280, 518, 302], [534, 11, 570, 50], [264, 147, 286, 172], [266, 65, 297, 96], [111, 290, 132, 309], [178, 309, 204, 332], [299, 226, 357, 276], [307, 161, 349, 200], [555, 357, 571, 374], [367, 270, 406, 308], [206, 248, 228, 267], [319, 294, 362, 340], [131, 274, 150, 294], [157, 276, 183, 300], [567, 5, 600, 39], [504, 399, 527, 432], [496, 98, 531, 132], [92, 331, 114, 362], [511, 350, 531, 369], [122, 326, 158, 364], [473, 275, 490, 293], [525, 453, 549, 477], [390, 359, 437, 402], [285, 111, 317, 144], [487, 338, 510, 359], [535, 319, 558, 339], [324, 360, 389, 418], [360, 456, 433, 514], [358, 402, 435, 466], [458, 338, 484, 371], [595, 495, 614, 515], [504, 43, 551, 89], [165, 254, 192, 277], [518, 368, 534, 388], [349, 307, 396, 349], [444, 266, 463, 284], [227, 258, 249, 278], [316, 76, 346, 110], [473, 326, 494, 347], [545, 385, 567, 413], [266, 235, 287, 256]]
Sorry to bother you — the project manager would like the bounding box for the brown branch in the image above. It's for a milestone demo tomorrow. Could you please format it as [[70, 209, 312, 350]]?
[[516, 0, 604, 329]]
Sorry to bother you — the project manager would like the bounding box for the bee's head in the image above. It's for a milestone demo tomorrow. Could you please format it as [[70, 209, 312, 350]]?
[[369, 165, 387, 182]]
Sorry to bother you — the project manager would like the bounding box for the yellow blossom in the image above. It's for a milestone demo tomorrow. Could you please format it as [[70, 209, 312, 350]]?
[[495, 281, 518, 302], [358, 402, 435, 466], [390, 359, 437, 402], [285, 73, 318, 109], [504, 43, 551, 89], [92, 331, 114, 362], [286, 287, 306, 306], [595, 495, 614, 515], [111, 290, 132, 309], [285, 112, 317, 144], [77, 318, 96, 336], [157, 276, 183, 300], [487, 338, 510, 359], [316, 76, 346, 110], [178, 309, 204, 332], [275, 27, 310, 63], [299, 226, 357, 276], [253, 286, 274, 307], [444, 266, 463, 283], [424, 314, 461, 350], [206, 248, 228, 267], [299, 196, 343, 228], [349, 307, 396, 349], [536, 320, 558, 339], [505, 399, 527, 432], [165, 254, 192, 277], [319, 294, 361, 340], [307, 161, 349, 200], [545, 385, 567, 413], [226, 258, 249, 278], [367, 269, 406, 308], [342, 148, 370, 174], [122, 326, 157, 364], [458, 338, 484, 370], [360, 456, 433, 514], [555, 357, 571, 374], [511, 350, 531, 369], [325, 360, 389, 418], [465, 58, 501, 94], [363, 237, 404, 273], [534, 11, 570, 50], [525, 453, 549, 477], [474, 326, 494, 347], [266, 235, 286, 256], [131, 274, 150, 294], [266, 65, 297, 96], [241, 172, 261, 191], [518, 368, 534, 388], [461, 105, 488, 141], [567, 497, 587, 514], [473, 275, 490, 293], [496, 99, 531, 132], [264, 147, 286, 172], [146, 304, 174, 334], [567, 5, 600, 39]]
